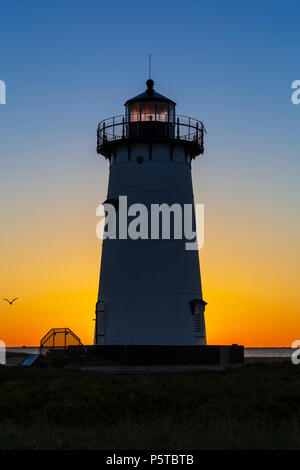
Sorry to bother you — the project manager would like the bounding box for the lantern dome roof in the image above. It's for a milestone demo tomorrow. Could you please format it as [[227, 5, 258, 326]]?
[[124, 80, 176, 106]]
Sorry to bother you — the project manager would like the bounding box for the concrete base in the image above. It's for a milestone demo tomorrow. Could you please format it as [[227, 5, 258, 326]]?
[[82, 344, 244, 366]]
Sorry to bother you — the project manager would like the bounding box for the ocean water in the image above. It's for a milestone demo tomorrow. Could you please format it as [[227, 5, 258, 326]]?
[[244, 348, 294, 358], [7, 347, 41, 355]]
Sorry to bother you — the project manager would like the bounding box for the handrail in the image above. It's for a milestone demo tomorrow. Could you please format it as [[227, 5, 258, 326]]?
[[40, 328, 55, 346], [67, 329, 82, 344], [97, 114, 206, 156], [40, 328, 84, 352], [97, 114, 206, 130]]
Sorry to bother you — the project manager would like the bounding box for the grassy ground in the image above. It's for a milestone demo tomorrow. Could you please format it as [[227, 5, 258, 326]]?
[[0, 362, 299, 449]]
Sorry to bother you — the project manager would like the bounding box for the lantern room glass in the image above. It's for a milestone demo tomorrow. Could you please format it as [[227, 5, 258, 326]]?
[[141, 102, 155, 121], [128, 101, 175, 123], [129, 103, 140, 122], [156, 103, 168, 122], [169, 104, 175, 123]]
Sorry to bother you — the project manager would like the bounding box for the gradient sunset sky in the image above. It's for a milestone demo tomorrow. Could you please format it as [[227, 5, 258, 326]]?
[[1, 0, 299, 347]]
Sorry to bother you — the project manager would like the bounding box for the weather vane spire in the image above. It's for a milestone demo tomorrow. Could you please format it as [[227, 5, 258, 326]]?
[[149, 53, 151, 79]]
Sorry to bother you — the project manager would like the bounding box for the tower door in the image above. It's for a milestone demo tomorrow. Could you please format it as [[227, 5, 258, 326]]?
[[95, 300, 105, 345]]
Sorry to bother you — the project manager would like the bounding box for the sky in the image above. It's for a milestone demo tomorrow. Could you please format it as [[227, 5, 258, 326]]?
[[0, 0, 299, 347]]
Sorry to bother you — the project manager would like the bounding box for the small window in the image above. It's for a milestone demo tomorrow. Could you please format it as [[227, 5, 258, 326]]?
[[96, 301, 105, 344], [190, 298, 207, 337], [194, 312, 202, 334]]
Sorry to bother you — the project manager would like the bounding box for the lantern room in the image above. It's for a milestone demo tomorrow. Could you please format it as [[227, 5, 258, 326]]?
[[96, 80, 206, 159], [124, 79, 176, 140], [125, 79, 176, 123]]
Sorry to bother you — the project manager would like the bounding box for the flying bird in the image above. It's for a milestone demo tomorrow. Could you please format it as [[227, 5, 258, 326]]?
[[3, 298, 18, 305]]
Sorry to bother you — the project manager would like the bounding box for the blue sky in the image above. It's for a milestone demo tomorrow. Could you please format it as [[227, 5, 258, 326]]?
[[1, 0, 299, 244], [1, 0, 299, 188]]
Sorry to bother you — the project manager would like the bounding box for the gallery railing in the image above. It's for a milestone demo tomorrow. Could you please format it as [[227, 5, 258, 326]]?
[[97, 115, 206, 154]]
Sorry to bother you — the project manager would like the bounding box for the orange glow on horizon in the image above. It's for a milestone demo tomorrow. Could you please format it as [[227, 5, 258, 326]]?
[[1, 177, 299, 348]]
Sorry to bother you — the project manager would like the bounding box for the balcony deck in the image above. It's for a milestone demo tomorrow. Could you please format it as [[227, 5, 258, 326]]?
[[97, 115, 206, 159]]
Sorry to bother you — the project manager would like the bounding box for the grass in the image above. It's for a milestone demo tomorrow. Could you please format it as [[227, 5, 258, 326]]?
[[0, 362, 299, 449]]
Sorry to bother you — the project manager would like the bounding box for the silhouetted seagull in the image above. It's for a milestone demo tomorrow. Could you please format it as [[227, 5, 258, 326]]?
[[3, 298, 18, 305]]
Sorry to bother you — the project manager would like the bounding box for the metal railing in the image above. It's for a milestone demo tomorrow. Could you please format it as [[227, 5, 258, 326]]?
[[97, 115, 206, 152], [40, 328, 84, 354]]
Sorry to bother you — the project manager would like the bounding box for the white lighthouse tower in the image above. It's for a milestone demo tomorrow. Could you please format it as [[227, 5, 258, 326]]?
[[95, 79, 207, 347]]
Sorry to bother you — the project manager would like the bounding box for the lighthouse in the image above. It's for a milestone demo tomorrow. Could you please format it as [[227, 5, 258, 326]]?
[[95, 79, 207, 347]]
